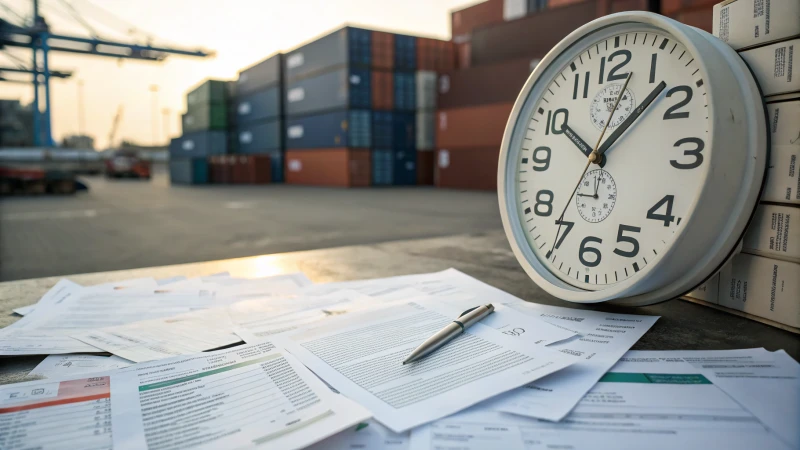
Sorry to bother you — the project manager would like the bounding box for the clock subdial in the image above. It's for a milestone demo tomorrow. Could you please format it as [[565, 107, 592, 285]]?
[[575, 169, 616, 223], [590, 84, 635, 130]]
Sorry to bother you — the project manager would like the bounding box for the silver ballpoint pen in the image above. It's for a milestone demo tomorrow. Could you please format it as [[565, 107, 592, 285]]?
[[402, 304, 495, 364]]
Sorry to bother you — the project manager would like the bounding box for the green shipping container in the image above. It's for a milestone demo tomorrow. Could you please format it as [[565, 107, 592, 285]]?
[[182, 104, 228, 133], [186, 80, 228, 108]]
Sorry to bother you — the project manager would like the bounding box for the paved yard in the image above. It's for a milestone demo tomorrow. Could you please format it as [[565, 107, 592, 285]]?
[[0, 167, 502, 281]]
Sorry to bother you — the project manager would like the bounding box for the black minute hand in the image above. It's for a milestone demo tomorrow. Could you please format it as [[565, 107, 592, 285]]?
[[596, 80, 667, 156]]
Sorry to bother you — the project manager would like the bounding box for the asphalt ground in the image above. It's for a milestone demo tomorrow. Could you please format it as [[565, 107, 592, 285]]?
[[0, 166, 501, 281]]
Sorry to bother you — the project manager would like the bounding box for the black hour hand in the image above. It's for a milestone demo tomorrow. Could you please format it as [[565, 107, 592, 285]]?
[[562, 124, 606, 168]]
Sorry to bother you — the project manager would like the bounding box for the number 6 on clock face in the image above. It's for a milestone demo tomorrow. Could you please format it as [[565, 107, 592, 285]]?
[[497, 12, 768, 306]]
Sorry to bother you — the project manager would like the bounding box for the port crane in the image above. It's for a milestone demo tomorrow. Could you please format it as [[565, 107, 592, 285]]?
[[0, 0, 214, 146]]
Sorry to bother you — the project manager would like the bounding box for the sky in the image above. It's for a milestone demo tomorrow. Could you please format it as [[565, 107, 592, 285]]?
[[1, 0, 477, 149]]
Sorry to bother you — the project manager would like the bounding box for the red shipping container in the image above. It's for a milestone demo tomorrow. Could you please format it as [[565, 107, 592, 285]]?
[[285, 148, 371, 187], [609, 0, 653, 12], [232, 155, 249, 184], [435, 147, 499, 191], [372, 31, 395, 70], [661, 0, 716, 15], [667, 6, 713, 33], [207, 156, 219, 183], [372, 71, 394, 110], [548, 0, 586, 9], [451, 0, 504, 41], [456, 42, 471, 69], [220, 155, 235, 184], [417, 151, 434, 185], [436, 102, 513, 149], [239, 155, 272, 184], [417, 38, 456, 72], [438, 58, 535, 109]]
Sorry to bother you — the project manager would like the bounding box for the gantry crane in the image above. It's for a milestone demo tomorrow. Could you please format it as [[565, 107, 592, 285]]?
[[0, 0, 214, 146]]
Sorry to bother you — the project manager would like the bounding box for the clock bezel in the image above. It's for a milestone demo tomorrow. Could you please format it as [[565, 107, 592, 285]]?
[[497, 11, 768, 305]]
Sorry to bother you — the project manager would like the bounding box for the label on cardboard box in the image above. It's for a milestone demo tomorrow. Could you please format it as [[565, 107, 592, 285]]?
[[718, 253, 800, 328], [740, 39, 800, 96], [762, 145, 799, 204], [713, 0, 800, 50], [743, 204, 799, 263]]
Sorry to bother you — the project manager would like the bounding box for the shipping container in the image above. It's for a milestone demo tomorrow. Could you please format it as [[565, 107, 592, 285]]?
[[436, 102, 513, 149], [394, 72, 416, 111], [372, 148, 417, 186], [437, 58, 536, 109], [372, 111, 415, 150], [416, 111, 435, 150], [231, 154, 272, 184], [169, 130, 227, 159], [372, 31, 395, 70], [456, 42, 471, 69], [667, 6, 713, 33], [237, 119, 283, 153], [285, 67, 371, 117], [186, 79, 228, 108], [451, 0, 504, 41], [435, 147, 499, 190], [181, 104, 227, 133], [236, 86, 281, 124], [417, 150, 434, 185], [372, 71, 394, 110], [237, 54, 283, 96], [284, 27, 371, 82], [661, 0, 716, 15], [394, 35, 417, 71], [285, 148, 371, 187], [286, 109, 371, 149], [416, 38, 456, 72], [169, 158, 209, 185], [416, 71, 437, 110], [469, 0, 651, 65]]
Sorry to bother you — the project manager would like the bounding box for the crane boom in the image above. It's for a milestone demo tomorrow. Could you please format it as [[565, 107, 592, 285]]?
[[107, 104, 123, 150]]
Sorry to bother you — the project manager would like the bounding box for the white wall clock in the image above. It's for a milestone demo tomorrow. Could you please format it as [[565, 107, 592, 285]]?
[[498, 11, 768, 306]]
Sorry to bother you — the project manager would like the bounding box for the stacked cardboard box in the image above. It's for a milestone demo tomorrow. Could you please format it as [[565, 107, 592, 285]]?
[[436, 0, 655, 190], [684, 0, 800, 333], [169, 80, 229, 185]]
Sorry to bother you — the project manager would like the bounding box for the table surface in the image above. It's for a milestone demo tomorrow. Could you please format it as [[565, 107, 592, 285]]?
[[2, 231, 798, 385]]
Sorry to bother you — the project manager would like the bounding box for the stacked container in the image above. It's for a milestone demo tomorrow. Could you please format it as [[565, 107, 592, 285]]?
[[234, 54, 285, 182], [170, 79, 230, 185], [283, 27, 373, 187]]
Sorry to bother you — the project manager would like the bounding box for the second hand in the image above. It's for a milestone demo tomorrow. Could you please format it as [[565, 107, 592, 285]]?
[[547, 72, 633, 260]]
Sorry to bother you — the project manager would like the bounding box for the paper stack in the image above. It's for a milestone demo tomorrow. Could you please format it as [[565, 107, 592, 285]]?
[[0, 269, 797, 450], [684, 0, 800, 333]]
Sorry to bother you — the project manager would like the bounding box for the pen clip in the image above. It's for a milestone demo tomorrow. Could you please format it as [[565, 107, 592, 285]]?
[[459, 306, 479, 317]]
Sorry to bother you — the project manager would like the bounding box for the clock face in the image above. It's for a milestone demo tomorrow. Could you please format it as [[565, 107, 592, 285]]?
[[514, 27, 709, 290]]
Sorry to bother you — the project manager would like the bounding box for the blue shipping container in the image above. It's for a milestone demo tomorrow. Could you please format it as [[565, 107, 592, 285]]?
[[284, 27, 371, 81], [285, 109, 371, 149], [169, 130, 227, 159], [237, 119, 282, 153], [395, 35, 417, 71], [236, 86, 281, 124], [372, 149, 417, 185], [394, 73, 416, 111], [170, 158, 208, 185], [285, 67, 370, 117], [372, 111, 415, 150]]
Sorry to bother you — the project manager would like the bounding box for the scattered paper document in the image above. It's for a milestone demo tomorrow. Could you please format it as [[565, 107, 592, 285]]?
[[28, 354, 133, 378], [273, 300, 577, 432], [0, 342, 372, 450], [307, 419, 409, 450], [629, 348, 800, 450], [11, 304, 36, 316], [409, 352, 789, 450], [483, 302, 658, 421]]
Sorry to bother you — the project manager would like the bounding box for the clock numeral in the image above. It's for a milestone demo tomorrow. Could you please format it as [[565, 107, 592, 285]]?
[[649, 53, 657, 84], [535, 190, 554, 216], [662, 86, 693, 120], [554, 219, 574, 249], [613, 224, 641, 258], [606, 50, 631, 81], [579, 236, 602, 268], [532, 146, 551, 171], [572, 71, 590, 100], [670, 137, 704, 169], [545, 109, 569, 135], [646, 195, 676, 227]]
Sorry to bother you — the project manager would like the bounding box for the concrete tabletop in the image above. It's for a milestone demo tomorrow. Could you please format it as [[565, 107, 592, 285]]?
[[2, 231, 798, 385]]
